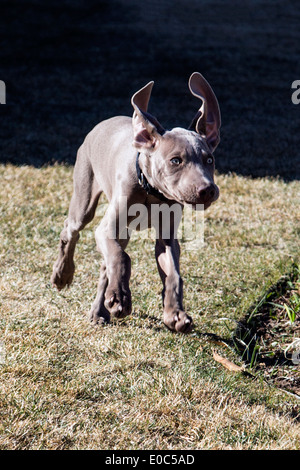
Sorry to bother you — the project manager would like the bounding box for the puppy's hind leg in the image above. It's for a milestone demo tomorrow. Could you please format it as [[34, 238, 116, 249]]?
[[51, 149, 101, 290]]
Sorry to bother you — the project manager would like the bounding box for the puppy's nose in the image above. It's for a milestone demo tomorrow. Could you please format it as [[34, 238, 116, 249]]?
[[198, 183, 217, 204]]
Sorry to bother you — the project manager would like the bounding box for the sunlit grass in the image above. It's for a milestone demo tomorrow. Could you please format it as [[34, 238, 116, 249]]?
[[0, 164, 299, 449]]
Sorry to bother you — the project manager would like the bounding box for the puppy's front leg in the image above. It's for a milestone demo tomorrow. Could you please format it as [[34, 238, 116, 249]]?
[[92, 202, 132, 321], [155, 238, 193, 333]]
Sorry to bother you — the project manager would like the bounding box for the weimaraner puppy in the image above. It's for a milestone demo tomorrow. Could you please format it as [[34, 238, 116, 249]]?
[[51, 72, 221, 333]]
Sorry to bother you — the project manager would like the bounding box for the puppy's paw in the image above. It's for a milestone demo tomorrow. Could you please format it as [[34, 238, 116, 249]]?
[[105, 288, 132, 319], [163, 310, 193, 333]]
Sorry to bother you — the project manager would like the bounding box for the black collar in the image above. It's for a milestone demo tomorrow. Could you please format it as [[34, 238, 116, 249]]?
[[135, 152, 170, 202]]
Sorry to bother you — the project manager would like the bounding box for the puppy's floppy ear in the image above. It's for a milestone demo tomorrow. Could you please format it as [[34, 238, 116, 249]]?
[[188, 72, 221, 152], [131, 82, 165, 150]]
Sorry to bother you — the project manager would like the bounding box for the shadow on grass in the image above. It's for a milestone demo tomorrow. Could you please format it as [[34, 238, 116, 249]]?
[[234, 263, 300, 396], [1, 0, 300, 180]]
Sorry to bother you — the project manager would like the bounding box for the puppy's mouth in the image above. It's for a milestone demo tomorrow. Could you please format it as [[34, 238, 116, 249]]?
[[159, 191, 211, 210], [184, 200, 212, 211], [191, 201, 211, 210], [176, 186, 219, 210], [157, 186, 216, 211], [171, 192, 213, 210]]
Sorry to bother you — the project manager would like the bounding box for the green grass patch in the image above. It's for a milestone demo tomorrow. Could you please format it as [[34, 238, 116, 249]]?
[[235, 263, 300, 394]]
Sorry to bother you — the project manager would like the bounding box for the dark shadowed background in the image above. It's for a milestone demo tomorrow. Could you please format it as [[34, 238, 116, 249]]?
[[1, 0, 299, 180]]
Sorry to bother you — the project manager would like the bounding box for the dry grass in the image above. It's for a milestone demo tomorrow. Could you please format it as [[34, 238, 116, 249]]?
[[0, 163, 299, 449]]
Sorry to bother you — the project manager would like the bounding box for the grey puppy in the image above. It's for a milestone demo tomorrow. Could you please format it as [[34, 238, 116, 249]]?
[[51, 72, 221, 333]]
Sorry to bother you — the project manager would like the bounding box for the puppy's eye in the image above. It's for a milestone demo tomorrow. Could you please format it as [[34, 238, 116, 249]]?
[[170, 157, 182, 165]]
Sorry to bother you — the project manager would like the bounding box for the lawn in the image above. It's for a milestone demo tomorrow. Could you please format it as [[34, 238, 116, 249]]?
[[0, 163, 299, 449]]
